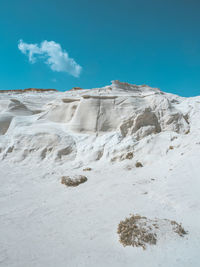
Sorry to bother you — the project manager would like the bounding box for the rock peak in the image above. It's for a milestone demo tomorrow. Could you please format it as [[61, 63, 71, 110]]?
[[110, 80, 161, 94]]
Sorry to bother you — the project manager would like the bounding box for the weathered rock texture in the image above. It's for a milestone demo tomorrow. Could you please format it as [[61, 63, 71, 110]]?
[[0, 81, 191, 164]]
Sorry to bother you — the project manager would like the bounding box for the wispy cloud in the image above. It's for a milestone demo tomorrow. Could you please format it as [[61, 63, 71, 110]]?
[[18, 40, 82, 77]]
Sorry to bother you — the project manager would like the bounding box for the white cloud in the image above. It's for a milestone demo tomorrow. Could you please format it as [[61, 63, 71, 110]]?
[[18, 39, 82, 77]]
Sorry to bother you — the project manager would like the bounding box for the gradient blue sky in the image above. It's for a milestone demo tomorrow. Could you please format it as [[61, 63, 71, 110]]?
[[0, 0, 200, 96]]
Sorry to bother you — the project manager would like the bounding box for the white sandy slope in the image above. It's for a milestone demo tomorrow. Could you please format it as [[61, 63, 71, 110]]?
[[0, 81, 200, 267]]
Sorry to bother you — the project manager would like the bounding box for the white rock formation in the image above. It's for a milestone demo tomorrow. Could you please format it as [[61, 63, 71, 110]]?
[[0, 81, 191, 164]]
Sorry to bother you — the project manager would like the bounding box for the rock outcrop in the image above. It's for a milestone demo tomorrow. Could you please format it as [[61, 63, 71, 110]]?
[[0, 81, 192, 163]]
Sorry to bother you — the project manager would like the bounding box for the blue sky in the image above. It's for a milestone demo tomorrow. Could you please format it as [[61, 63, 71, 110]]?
[[0, 0, 200, 96]]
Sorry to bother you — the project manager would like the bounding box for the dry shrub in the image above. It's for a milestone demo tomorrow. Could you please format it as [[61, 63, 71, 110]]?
[[135, 162, 143, 168], [83, 167, 92, 171], [170, 220, 187, 237], [61, 175, 87, 187], [117, 214, 187, 250], [169, 146, 174, 150], [117, 214, 156, 250]]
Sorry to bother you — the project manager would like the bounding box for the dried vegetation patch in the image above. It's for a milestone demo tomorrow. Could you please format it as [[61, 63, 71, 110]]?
[[117, 214, 187, 250], [61, 175, 87, 187]]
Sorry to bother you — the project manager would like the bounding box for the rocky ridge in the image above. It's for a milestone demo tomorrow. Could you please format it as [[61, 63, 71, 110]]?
[[0, 81, 195, 165]]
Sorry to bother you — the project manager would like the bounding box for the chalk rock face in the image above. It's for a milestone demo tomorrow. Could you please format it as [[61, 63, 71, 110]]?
[[0, 114, 13, 135], [41, 80, 189, 138], [69, 95, 121, 133], [1, 121, 76, 162], [0, 81, 192, 163]]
